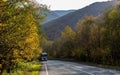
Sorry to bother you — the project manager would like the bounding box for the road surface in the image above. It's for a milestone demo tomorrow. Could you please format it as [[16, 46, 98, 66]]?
[[39, 60, 120, 75]]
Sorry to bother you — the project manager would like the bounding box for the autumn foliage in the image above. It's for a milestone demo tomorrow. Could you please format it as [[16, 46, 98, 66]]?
[[44, 4, 120, 66], [0, 0, 44, 74]]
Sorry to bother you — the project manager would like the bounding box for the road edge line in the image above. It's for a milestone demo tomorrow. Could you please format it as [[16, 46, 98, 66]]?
[[45, 63, 49, 75]]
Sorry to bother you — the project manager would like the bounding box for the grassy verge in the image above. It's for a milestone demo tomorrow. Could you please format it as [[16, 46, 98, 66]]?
[[2, 61, 42, 75]]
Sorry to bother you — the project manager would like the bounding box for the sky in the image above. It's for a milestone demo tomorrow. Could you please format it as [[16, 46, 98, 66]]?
[[36, 0, 109, 10]]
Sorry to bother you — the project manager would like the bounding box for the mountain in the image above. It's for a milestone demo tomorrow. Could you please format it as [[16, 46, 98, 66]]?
[[43, 1, 116, 40], [43, 10, 75, 23]]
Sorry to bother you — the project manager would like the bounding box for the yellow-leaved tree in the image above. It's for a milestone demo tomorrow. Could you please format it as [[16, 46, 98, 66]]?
[[0, 0, 46, 73]]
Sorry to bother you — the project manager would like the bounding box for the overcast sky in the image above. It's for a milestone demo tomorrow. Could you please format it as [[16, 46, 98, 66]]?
[[36, 0, 109, 10]]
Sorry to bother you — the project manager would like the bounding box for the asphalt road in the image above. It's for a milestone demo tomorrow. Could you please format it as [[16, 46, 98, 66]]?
[[39, 60, 120, 75]]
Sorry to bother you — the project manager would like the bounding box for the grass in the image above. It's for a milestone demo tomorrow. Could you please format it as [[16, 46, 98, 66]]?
[[2, 61, 42, 75]]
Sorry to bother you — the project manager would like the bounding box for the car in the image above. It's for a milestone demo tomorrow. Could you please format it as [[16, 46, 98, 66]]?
[[41, 52, 47, 61]]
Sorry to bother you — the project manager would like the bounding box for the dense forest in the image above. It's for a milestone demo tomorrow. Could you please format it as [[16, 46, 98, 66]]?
[[43, 3, 120, 66]]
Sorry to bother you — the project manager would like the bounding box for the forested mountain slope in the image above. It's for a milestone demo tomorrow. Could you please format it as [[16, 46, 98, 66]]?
[[43, 1, 115, 40]]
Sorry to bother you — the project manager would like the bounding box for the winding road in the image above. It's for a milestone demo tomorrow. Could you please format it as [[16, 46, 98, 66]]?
[[39, 60, 120, 75]]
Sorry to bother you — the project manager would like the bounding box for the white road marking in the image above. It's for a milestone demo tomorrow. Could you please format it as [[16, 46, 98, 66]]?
[[71, 65, 94, 75], [45, 62, 49, 75]]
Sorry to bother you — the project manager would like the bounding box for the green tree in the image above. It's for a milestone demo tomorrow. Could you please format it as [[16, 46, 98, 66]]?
[[60, 26, 76, 58], [75, 16, 96, 61], [103, 5, 120, 65]]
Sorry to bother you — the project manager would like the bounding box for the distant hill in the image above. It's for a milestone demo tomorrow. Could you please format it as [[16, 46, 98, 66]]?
[[43, 1, 116, 40], [43, 10, 75, 24]]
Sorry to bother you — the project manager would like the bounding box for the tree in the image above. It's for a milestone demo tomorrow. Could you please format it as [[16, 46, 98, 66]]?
[[103, 5, 120, 64], [60, 26, 76, 58], [75, 16, 96, 61], [61, 25, 75, 41], [0, 0, 45, 73]]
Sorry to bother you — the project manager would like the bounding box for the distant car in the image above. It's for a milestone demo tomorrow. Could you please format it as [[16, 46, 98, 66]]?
[[41, 52, 47, 61]]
